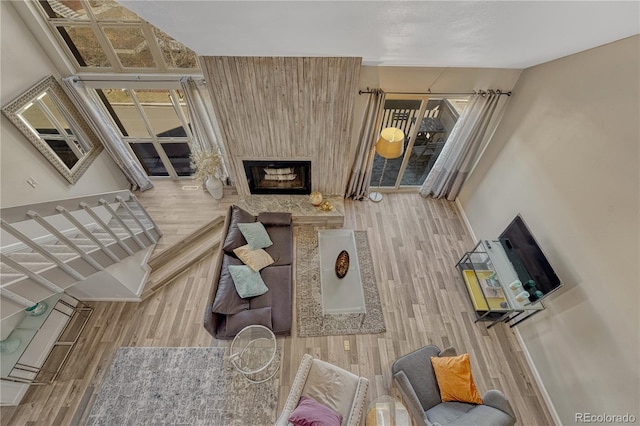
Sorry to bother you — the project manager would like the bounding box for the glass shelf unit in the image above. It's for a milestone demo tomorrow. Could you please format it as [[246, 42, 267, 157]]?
[[456, 240, 544, 328], [1, 293, 93, 395]]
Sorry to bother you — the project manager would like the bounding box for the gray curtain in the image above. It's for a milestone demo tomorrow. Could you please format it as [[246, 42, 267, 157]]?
[[345, 89, 386, 200], [62, 77, 153, 191], [179, 77, 230, 181], [419, 92, 505, 200]]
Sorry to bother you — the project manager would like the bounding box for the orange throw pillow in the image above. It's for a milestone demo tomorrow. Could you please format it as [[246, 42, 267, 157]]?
[[430, 354, 483, 404]]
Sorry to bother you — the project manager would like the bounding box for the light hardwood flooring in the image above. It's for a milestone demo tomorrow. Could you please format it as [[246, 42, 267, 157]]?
[[0, 181, 553, 425]]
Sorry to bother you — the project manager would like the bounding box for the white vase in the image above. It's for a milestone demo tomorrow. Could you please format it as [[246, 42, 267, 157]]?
[[205, 175, 223, 200]]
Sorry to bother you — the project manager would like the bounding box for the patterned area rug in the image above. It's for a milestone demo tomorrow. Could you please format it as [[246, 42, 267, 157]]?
[[296, 229, 386, 337], [86, 347, 278, 426]]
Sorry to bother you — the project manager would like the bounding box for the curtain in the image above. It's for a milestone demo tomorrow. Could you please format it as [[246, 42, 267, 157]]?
[[345, 89, 386, 200], [419, 92, 505, 200], [179, 77, 230, 181], [62, 77, 153, 191]]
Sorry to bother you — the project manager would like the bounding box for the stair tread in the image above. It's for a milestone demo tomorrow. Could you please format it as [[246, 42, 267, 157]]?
[[140, 217, 225, 300]]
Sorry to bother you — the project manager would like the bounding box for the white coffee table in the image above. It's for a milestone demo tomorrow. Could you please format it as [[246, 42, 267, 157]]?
[[229, 325, 279, 383], [318, 229, 367, 316]]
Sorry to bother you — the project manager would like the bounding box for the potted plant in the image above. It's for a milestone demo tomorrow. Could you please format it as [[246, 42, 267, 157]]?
[[190, 149, 224, 199]]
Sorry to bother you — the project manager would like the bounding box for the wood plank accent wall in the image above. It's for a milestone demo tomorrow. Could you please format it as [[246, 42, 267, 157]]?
[[201, 56, 362, 196]]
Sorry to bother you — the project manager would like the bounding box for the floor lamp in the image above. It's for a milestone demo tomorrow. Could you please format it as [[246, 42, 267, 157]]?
[[369, 127, 405, 202]]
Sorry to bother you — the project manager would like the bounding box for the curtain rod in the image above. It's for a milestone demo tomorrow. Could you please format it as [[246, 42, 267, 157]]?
[[71, 76, 205, 83], [358, 87, 512, 96]]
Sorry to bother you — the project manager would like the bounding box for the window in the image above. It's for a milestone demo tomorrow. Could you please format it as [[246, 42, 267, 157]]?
[[98, 88, 195, 178], [370, 96, 468, 190], [36, 0, 199, 73]]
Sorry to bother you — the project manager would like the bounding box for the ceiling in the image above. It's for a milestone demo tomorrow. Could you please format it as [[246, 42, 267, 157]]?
[[120, 1, 640, 69]]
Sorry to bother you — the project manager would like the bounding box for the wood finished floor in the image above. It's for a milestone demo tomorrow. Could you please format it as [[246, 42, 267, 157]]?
[[0, 182, 554, 426]]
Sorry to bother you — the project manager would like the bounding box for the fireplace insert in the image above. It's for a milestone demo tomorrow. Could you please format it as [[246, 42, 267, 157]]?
[[243, 160, 311, 195]]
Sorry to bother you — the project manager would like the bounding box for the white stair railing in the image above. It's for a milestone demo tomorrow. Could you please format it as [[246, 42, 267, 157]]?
[[0, 190, 162, 320]]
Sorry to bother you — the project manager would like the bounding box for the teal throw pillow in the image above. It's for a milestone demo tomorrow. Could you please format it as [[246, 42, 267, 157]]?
[[237, 222, 273, 250], [228, 265, 269, 298]]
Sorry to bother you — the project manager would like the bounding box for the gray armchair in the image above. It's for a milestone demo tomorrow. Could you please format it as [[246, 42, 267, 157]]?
[[391, 345, 517, 426]]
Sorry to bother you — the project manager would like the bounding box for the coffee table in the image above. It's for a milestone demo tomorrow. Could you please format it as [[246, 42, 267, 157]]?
[[366, 396, 411, 426], [318, 229, 366, 316], [229, 325, 279, 383]]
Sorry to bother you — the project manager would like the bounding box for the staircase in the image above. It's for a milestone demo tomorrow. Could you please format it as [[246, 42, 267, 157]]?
[[140, 215, 226, 300], [0, 190, 161, 322]]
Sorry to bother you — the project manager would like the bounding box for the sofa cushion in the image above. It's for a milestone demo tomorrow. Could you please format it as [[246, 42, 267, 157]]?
[[263, 225, 293, 265], [211, 255, 250, 315], [257, 211, 292, 226], [233, 244, 274, 271], [237, 222, 273, 250], [225, 307, 272, 336], [430, 354, 483, 405], [427, 402, 515, 426], [250, 265, 292, 334], [288, 395, 343, 426], [222, 205, 256, 253], [228, 265, 269, 298]]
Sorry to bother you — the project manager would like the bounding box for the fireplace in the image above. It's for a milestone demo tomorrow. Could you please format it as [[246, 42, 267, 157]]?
[[243, 160, 311, 195]]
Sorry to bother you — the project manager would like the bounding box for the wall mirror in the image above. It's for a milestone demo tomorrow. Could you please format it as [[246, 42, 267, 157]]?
[[2, 76, 103, 184]]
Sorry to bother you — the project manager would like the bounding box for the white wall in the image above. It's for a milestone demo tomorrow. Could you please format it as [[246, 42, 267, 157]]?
[[459, 36, 640, 424], [0, 2, 129, 209]]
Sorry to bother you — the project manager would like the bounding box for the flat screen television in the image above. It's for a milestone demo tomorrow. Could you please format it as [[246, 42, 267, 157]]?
[[499, 215, 562, 300]]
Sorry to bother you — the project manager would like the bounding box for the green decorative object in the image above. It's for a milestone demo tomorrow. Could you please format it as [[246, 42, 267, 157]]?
[[0, 337, 21, 354], [26, 301, 48, 316]]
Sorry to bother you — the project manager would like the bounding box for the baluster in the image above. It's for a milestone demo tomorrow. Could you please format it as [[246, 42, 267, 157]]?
[[26, 211, 104, 272], [0, 219, 85, 281], [0, 254, 64, 294], [115, 196, 157, 244], [56, 206, 120, 263], [79, 202, 134, 256], [98, 200, 145, 249]]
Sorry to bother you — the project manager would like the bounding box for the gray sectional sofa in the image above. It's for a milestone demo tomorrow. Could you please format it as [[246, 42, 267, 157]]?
[[203, 205, 293, 339]]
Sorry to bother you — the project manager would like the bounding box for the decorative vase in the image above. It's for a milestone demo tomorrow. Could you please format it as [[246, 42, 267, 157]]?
[[205, 175, 223, 200], [309, 191, 323, 206], [0, 337, 21, 354], [25, 302, 47, 316]]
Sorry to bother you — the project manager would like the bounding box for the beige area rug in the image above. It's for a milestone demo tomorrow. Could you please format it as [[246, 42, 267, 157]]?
[[85, 347, 278, 426], [296, 228, 386, 337]]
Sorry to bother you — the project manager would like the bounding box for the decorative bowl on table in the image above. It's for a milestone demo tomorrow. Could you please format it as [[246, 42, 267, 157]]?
[[309, 191, 323, 206], [335, 250, 350, 279]]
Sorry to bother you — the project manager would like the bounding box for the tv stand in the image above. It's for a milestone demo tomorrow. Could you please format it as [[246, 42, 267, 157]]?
[[456, 240, 545, 328]]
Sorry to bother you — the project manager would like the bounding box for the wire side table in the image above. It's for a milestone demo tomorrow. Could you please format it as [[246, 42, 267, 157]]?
[[229, 325, 279, 384]]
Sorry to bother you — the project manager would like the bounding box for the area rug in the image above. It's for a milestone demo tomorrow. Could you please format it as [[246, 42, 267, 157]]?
[[296, 228, 386, 337], [85, 347, 278, 426]]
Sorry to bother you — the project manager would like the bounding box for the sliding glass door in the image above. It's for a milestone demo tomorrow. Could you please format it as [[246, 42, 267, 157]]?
[[370, 95, 468, 191]]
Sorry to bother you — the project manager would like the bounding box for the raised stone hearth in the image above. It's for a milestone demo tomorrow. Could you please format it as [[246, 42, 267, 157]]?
[[237, 195, 344, 227]]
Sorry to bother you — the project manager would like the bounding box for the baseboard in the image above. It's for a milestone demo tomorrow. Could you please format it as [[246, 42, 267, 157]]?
[[513, 328, 562, 425], [78, 297, 142, 302], [454, 198, 477, 242], [455, 199, 561, 425]]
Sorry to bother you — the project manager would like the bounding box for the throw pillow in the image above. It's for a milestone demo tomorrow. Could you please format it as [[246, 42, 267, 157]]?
[[430, 354, 483, 405], [228, 265, 269, 298], [233, 244, 275, 272], [225, 307, 272, 336], [288, 396, 343, 426], [222, 205, 256, 253], [237, 222, 273, 250], [211, 255, 250, 314]]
